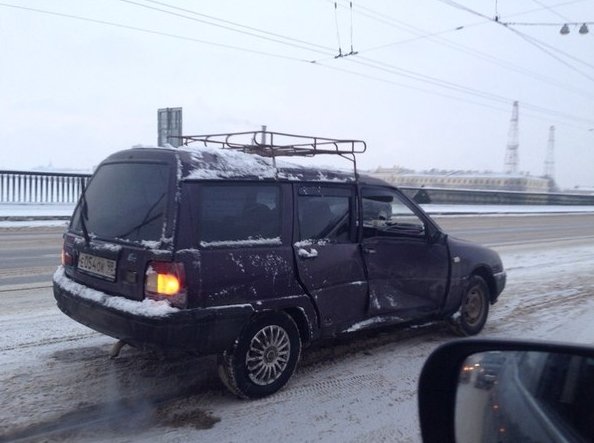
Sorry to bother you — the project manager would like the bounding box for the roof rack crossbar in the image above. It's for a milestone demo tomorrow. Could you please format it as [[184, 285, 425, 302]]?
[[172, 130, 366, 178]]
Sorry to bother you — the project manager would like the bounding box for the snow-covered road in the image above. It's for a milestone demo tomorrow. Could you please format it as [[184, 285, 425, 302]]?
[[1, 236, 594, 442]]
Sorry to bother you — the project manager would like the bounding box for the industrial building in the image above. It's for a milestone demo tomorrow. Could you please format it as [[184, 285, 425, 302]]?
[[370, 168, 554, 193]]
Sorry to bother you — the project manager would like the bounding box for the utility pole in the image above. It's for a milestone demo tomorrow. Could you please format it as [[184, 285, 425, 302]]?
[[504, 101, 520, 174]]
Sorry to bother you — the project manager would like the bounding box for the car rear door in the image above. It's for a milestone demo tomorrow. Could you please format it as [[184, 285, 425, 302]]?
[[182, 182, 302, 308], [292, 184, 368, 332]]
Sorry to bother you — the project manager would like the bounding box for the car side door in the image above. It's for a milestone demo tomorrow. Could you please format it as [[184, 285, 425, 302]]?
[[293, 184, 368, 334], [361, 185, 449, 318]]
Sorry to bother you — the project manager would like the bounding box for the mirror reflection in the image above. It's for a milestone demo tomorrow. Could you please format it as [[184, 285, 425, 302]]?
[[455, 351, 594, 443]]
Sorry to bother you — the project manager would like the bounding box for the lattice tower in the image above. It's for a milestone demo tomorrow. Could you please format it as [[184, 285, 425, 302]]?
[[504, 101, 520, 174], [544, 126, 555, 179]]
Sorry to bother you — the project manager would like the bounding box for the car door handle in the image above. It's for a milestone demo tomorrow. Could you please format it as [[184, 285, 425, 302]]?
[[363, 246, 376, 254], [298, 248, 319, 259]]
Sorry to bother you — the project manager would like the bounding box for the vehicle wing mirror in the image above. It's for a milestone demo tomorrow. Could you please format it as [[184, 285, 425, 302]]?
[[428, 228, 444, 244], [418, 339, 594, 443]]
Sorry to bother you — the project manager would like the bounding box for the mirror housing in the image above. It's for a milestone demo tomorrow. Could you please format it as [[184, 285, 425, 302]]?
[[428, 226, 445, 244], [418, 339, 594, 443]]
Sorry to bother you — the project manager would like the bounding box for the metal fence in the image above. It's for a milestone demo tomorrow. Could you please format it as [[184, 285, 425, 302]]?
[[2, 170, 593, 206], [0, 170, 91, 204]]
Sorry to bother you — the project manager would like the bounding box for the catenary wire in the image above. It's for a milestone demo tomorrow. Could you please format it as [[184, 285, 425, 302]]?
[[119, 0, 594, 117], [117, 0, 594, 120], [434, 0, 594, 82], [531, 0, 572, 22], [1, 1, 592, 129], [119, 0, 337, 56], [0, 2, 307, 62], [328, 0, 594, 99], [140, 0, 333, 51]]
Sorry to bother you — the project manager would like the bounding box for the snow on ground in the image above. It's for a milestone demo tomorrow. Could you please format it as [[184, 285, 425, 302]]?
[[0, 204, 73, 228], [1, 235, 594, 442], [0, 203, 75, 217], [421, 204, 594, 214]]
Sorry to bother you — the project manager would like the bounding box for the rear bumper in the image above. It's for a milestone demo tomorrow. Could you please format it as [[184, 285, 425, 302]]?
[[53, 271, 254, 355]]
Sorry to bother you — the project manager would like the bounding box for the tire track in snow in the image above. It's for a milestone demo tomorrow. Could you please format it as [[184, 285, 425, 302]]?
[[0, 332, 97, 352]]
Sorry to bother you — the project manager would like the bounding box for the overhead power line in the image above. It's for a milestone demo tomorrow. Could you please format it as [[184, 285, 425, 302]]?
[[124, 0, 591, 122], [0, 2, 307, 62], [121, 0, 565, 114], [343, 55, 594, 126], [502, 21, 594, 26], [531, 0, 572, 22], [119, 0, 336, 55], [138, 0, 333, 51], [326, 0, 594, 100], [433, 0, 594, 82], [1, 1, 593, 129]]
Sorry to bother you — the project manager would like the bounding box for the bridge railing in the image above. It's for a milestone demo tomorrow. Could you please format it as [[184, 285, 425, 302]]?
[[2, 170, 593, 206], [0, 170, 91, 204]]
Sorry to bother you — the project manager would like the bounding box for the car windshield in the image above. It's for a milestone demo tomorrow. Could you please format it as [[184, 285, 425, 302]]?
[[71, 162, 170, 243]]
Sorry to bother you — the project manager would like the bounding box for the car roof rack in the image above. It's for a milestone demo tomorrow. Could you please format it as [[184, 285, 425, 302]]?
[[171, 130, 367, 178]]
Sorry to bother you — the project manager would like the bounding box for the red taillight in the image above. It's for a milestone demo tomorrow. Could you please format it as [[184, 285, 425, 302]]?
[[61, 248, 73, 266], [145, 261, 186, 307]]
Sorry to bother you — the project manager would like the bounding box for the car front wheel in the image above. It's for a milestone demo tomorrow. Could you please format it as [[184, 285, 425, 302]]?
[[450, 275, 490, 336], [218, 311, 302, 399]]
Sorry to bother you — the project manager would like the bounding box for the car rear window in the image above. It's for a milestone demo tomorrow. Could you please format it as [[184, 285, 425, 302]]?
[[71, 162, 170, 243]]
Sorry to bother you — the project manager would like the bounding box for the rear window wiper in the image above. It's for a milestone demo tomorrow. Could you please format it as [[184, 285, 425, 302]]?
[[116, 192, 166, 241], [80, 181, 91, 246]]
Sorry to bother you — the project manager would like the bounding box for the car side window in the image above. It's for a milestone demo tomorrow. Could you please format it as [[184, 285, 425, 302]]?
[[198, 184, 281, 244], [297, 186, 353, 242], [362, 187, 425, 239]]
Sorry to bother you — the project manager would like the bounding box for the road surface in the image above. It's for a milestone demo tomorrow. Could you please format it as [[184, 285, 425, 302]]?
[[2, 213, 594, 287], [1, 213, 594, 442]]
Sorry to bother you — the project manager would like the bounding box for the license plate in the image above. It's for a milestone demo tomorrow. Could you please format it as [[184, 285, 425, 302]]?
[[78, 253, 117, 281]]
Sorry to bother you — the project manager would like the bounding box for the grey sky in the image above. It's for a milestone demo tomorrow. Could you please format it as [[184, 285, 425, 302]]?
[[1, 0, 593, 189]]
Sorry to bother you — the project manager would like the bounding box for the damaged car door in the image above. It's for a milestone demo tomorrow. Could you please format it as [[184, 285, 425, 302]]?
[[361, 186, 449, 319]]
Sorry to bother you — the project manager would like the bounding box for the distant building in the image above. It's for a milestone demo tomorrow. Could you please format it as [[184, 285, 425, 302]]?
[[370, 166, 554, 193]]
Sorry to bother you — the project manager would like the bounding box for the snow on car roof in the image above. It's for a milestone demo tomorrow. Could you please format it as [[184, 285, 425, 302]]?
[[177, 144, 356, 182]]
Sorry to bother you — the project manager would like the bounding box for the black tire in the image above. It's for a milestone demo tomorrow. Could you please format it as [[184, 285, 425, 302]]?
[[218, 312, 301, 399], [449, 275, 490, 336]]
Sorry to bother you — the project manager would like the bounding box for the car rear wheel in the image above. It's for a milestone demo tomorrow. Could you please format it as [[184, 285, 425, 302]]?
[[218, 311, 301, 399], [449, 275, 490, 336]]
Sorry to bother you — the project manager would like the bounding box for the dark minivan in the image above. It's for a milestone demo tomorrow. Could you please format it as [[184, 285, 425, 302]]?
[[53, 131, 506, 399]]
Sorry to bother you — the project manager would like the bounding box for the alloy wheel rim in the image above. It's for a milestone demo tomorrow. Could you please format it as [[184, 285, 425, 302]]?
[[246, 325, 291, 386]]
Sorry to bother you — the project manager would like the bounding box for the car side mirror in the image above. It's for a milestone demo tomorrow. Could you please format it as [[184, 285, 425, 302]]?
[[428, 228, 445, 244], [418, 339, 594, 443]]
